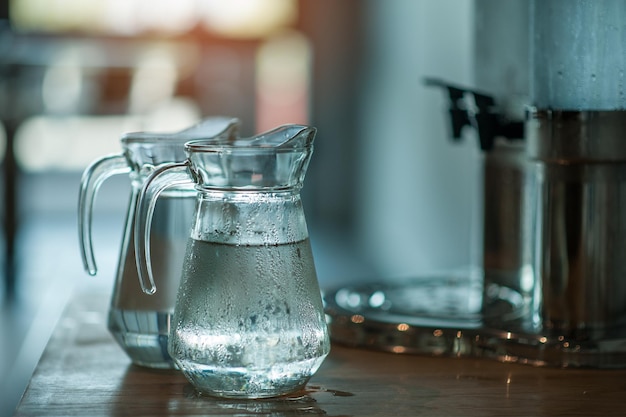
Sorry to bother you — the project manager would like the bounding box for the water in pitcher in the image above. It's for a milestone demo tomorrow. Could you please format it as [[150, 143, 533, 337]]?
[[78, 117, 240, 368], [169, 238, 330, 398], [108, 192, 194, 368]]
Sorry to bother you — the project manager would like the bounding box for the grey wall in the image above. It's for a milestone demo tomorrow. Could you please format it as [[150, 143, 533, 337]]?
[[357, 0, 477, 278]]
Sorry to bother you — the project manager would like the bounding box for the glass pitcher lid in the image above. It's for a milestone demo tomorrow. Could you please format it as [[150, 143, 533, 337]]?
[[122, 117, 240, 168]]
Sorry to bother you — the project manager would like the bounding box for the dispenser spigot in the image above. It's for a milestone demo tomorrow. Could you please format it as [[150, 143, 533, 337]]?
[[424, 77, 524, 150]]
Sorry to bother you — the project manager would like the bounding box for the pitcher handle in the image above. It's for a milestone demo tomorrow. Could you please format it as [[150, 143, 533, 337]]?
[[134, 161, 193, 295], [78, 154, 130, 276]]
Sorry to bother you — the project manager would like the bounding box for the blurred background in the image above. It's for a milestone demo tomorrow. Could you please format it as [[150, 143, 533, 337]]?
[[0, 0, 488, 414]]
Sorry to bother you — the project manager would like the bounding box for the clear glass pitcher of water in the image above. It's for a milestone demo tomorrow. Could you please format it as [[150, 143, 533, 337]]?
[[134, 124, 330, 398], [78, 117, 239, 368]]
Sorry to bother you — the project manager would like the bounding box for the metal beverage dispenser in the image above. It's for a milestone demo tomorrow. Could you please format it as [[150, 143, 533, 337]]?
[[325, 0, 626, 368], [480, 0, 626, 368]]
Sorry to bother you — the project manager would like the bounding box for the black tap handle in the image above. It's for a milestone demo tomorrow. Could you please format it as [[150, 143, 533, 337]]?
[[424, 77, 523, 151], [424, 78, 471, 140], [472, 92, 496, 111]]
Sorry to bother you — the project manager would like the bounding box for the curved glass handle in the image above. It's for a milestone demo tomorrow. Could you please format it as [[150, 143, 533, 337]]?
[[134, 161, 193, 295], [78, 154, 130, 276]]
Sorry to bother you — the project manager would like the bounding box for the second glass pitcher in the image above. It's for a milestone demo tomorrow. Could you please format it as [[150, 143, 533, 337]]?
[[134, 124, 330, 398], [78, 117, 239, 368]]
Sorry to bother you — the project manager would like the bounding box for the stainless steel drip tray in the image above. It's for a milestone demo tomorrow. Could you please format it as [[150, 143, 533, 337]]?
[[323, 274, 526, 357]]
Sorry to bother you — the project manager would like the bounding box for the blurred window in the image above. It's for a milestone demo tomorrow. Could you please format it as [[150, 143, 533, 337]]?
[[14, 99, 201, 172], [7, 0, 306, 172], [10, 0, 296, 38]]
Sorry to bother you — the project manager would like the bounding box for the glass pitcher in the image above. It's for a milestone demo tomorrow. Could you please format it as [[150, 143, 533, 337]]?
[[78, 117, 239, 368], [134, 124, 330, 398]]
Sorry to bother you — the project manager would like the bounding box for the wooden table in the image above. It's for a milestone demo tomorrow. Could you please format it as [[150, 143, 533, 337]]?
[[14, 291, 626, 417]]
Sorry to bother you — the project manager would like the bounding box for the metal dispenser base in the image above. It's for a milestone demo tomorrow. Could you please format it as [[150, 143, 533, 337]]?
[[325, 275, 626, 368], [324, 272, 526, 358]]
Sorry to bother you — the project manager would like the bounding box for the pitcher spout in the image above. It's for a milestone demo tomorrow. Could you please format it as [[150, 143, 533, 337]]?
[[245, 124, 316, 149], [186, 124, 317, 190]]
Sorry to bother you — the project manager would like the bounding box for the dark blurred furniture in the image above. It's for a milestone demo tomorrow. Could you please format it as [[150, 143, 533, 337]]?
[[0, 30, 259, 301]]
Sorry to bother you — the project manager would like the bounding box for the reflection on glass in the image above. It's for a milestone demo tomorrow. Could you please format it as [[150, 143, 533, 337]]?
[[0, 121, 6, 161]]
